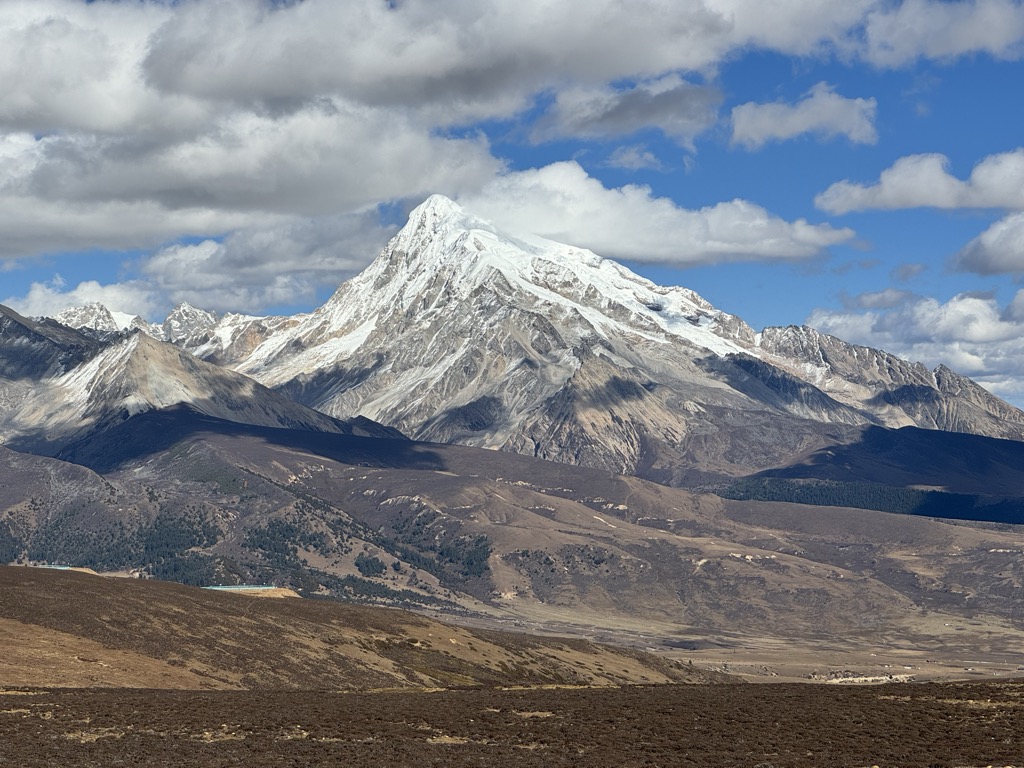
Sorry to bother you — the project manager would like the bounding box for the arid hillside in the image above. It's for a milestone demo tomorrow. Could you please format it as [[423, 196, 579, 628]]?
[[0, 566, 715, 690]]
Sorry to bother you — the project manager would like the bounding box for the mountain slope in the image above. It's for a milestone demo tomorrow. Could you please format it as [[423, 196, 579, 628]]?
[[149, 195, 1024, 483], [0, 307, 400, 455], [756, 325, 1024, 441], [16, 406, 1023, 645], [0, 566, 708, 690]]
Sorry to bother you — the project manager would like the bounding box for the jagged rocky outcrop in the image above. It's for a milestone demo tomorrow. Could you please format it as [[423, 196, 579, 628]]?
[[754, 325, 1024, 441]]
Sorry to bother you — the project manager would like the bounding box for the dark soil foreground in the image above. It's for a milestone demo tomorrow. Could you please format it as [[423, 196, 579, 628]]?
[[1, 681, 1021, 767]]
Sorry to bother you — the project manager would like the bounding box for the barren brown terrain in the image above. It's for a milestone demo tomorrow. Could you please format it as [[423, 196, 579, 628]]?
[[3, 558, 1023, 766], [1, 682, 1022, 767], [9, 410, 1024, 684], [0, 566, 714, 690]]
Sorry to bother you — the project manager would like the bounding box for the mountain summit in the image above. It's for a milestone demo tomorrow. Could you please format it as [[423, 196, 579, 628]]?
[[46, 195, 1024, 483]]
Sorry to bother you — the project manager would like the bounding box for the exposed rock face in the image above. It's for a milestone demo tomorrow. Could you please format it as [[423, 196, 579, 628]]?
[[54, 302, 126, 336], [753, 326, 1024, 440], [0, 308, 399, 455], [160, 302, 219, 346], [0, 305, 100, 380]]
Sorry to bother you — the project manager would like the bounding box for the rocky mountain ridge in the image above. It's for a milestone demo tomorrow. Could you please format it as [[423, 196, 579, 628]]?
[[0, 304, 399, 456], [42, 195, 1024, 483]]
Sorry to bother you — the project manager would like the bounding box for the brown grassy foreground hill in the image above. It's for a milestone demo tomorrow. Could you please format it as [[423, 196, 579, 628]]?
[[3, 568, 1022, 766], [0, 566, 715, 690]]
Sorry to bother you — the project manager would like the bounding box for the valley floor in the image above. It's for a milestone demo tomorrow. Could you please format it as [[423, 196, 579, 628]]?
[[437, 606, 1024, 685], [1, 681, 1021, 767]]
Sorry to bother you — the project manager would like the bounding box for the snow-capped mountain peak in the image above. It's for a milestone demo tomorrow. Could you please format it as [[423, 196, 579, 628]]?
[[53, 302, 139, 334], [214, 194, 1024, 476], [42, 195, 1023, 481], [315, 194, 753, 358], [162, 302, 219, 344]]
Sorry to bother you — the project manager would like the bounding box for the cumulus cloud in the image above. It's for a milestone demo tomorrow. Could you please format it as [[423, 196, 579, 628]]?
[[808, 290, 1024, 402], [816, 149, 1024, 214], [139, 0, 738, 124], [0, 196, 261, 261], [3, 210, 397, 318], [953, 212, 1024, 274], [12, 108, 501, 217], [0, 112, 497, 261], [731, 82, 877, 149], [606, 145, 665, 171], [459, 161, 853, 264], [141, 0, 1022, 109], [2, 0, 1022, 315], [1005, 289, 1024, 321], [862, 0, 1024, 67], [0, 1, 202, 136], [139, 213, 396, 313], [532, 76, 720, 148], [3, 276, 157, 320]]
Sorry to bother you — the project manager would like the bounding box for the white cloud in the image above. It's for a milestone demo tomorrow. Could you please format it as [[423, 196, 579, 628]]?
[[139, 0, 739, 124], [0, 106, 498, 260], [1006, 288, 1024, 321], [1, 0, 1022, 316], [3, 276, 156, 319], [953, 212, 1024, 274], [816, 149, 1024, 214], [141, 0, 1022, 109], [2, 211, 397, 318], [848, 288, 913, 309], [731, 82, 878, 149], [459, 161, 854, 265], [862, 0, 1024, 67], [0, 1, 203, 136], [606, 145, 664, 171], [808, 290, 1024, 403], [139, 213, 396, 313], [0, 194, 262, 261], [532, 76, 720, 148], [12, 108, 501, 217]]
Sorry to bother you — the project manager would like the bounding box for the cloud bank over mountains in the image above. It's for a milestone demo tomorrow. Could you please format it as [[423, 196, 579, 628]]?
[[3, 0, 1024, 399]]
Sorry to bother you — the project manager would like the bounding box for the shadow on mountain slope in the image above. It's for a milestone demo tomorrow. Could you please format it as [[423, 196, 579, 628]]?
[[56, 403, 445, 475], [720, 424, 1024, 524], [700, 353, 868, 424], [760, 424, 1024, 495]]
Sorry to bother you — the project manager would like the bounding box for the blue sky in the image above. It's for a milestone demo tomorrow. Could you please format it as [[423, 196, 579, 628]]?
[[2, 1, 1024, 401]]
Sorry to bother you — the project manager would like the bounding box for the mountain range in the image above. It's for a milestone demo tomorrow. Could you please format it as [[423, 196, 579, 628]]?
[[46, 196, 1024, 486], [4, 194, 1024, 678]]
